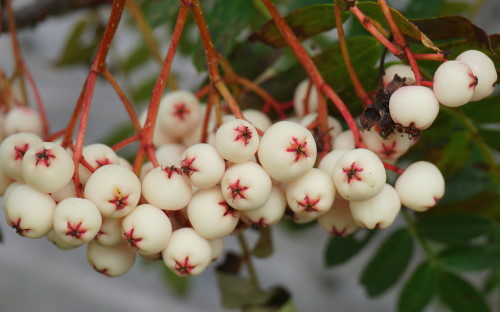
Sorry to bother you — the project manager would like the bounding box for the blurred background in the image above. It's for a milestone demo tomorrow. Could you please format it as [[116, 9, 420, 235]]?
[[0, 0, 499, 311]]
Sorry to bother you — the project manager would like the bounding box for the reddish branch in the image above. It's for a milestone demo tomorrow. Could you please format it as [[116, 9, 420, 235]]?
[[334, 4, 372, 107], [262, 0, 363, 150], [132, 2, 190, 174], [70, 0, 126, 196]]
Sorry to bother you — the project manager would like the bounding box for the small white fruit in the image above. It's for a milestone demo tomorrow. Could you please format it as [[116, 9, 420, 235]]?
[[349, 184, 401, 229], [0, 132, 42, 181], [293, 79, 318, 117], [141, 166, 192, 211], [158, 90, 202, 138], [241, 185, 286, 226], [258, 121, 316, 182], [215, 119, 259, 163], [179, 143, 225, 189], [395, 161, 445, 212], [87, 240, 136, 277], [333, 148, 386, 202], [382, 64, 416, 86], [433, 60, 476, 107], [456, 50, 497, 101], [317, 197, 357, 236], [162, 228, 212, 276], [3, 107, 43, 136], [389, 85, 439, 130]]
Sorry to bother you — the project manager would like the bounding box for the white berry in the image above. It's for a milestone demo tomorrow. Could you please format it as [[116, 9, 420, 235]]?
[[389, 85, 439, 130], [456, 50, 497, 101], [433, 60, 476, 107]]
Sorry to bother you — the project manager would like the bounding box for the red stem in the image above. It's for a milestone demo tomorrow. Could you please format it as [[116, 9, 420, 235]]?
[[377, 0, 422, 85], [349, 6, 403, 57], [132, 2, 189, 174], [335, 4, 372, 107], [262, 0, 364, 148], [72, 0, 127, 195], [20, 63, 50, 139], [235, 76, 286, 120], [383, 162, 404, 175], [421, 81, 433, 88], [112, 134, 140, 151]]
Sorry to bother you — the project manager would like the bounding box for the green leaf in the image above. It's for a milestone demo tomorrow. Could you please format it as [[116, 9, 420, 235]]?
[[251, 4, 350, 47], [325, 229, 376, 267], [439, 245, 499, 271], [411, 16, 492, 52], [122, 43, 152, 74], [313, 36, 380, 91], [142, 0, 179, 28], [55, 17, 102, 67], [478, 127, 500, 152], [360, 228, 413, 297], [434, 130, 471, 178], [417, 213, 494, 244], [242, 287, 294, 312], [440, 160, 491, 205], [438, 272, 490, 312], [252, 227, 274, 258], [404, 0, 446, 18], [461, 93, 500, 124], [217, 272, 275, 309], [356, 2, 440, 52], [162, 266, 191, 296], [484, 267, 500, 294], [100, 123, 136, 148], [397, 261, 438, 312], [437, 2, 471, 16], [193, 0, 257, 71], [333, 0, 355, 11], [131, 76, 157, 104]]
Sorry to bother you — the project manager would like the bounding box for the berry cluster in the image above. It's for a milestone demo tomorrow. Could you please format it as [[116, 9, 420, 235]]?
[[0, 49, 496, 279]]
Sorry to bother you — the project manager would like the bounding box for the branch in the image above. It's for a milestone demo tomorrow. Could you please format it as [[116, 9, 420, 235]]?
[[1, 0, 110, 32]]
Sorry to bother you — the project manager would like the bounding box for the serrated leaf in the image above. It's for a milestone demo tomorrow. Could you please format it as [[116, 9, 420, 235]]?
[[325, 229, 376, 267], [334, 0, 355, 11], [439, 245, 499, 272], [162, 266, 191, 296], [356, 2, 440, 52], [412, 15, 492, 53], [360, 228, 413, 297], [313, 36, 380, 91], [397, 261, 438, 312], [417, 213, 494, 244], [438, 272, 490, 312], [252, 227, 273, 258], [251, 4, 350, 47]]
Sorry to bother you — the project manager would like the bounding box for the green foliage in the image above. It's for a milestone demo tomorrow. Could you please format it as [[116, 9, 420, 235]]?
[[251, 227, 274, 259], [251, 4, 350, 47], [438, 245, 499, 272], [325, 230, 377, 267], [360, 228, 414, 297], [397, 261, 438, 312], [438, 272, 491, 312]]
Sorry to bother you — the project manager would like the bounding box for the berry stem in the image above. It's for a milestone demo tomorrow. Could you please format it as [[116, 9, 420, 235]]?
[[349, 6, 403, 57], [420, 81, 433, 88], [6, 0, 50, 139], [235, 76, 286, 120], [262, 0, 364, 149], [200, 90, 216, 143], [377, 0, 422, 85], [383, 161, 404, 175], [334, 4, 372, 107], [102, 67, 142, 133], [112, 134, 140, 151], [71, 0, 127, 195], [413, 53, 447, 62], [237, 232, 260, 288], [132, 2, 189, 174], [188, 0, 245, 120], [5, 0, 29, 106]]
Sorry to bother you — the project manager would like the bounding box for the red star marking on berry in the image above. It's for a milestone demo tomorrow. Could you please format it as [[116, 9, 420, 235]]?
[[92, 265, 109, 276], [234, 126, 252, 146], [180, 157, 198, 176], [35, 147, 56, 167], [469, 73, 478, 88], [252, 217, 268, 227], [297, 195, 321, 213], [380, 141, 397, 158], [14, 144, 29, 160], [227, 179, 249, 201], [162, 165, 181, 179], [343, 162, 364, 183], [108, 189, 129, 210], [124, 228, 142, 249], [286, 137, 309, 162], [65, 221, 87, 239], [95, 158, 112, 168], [331, 227, 347, 236], [174, 256, 196, 276], [10, 218, 30, 236], [219, 201, 238, 217], [172, 102, 190, 121]]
